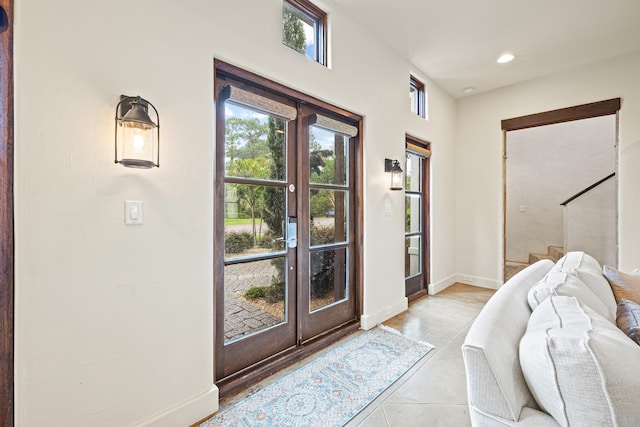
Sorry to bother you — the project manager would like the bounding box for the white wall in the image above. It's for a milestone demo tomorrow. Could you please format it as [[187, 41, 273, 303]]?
[[13, 0, 457, 425], [456, 52, 640, 285], [565, 177, 617, 267]]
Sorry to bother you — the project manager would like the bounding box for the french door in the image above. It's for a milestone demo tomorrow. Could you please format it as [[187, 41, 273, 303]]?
[[404, 137, 430, 298], [214, 66, 359, 381]]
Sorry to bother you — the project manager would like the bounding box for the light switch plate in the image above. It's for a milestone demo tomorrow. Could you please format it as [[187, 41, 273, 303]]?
[[125, 200, 143, 225]]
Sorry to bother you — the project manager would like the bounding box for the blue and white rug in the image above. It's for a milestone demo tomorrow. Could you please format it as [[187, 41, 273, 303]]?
[[200, 326, 433, 427]]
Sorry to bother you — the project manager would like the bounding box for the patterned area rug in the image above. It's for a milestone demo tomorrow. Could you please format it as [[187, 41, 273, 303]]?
[[200, 326, 433, 427]]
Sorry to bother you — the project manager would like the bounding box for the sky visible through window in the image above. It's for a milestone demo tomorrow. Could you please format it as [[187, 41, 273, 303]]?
[[283, 2, 319, 62], [224, 103, 334, 165]]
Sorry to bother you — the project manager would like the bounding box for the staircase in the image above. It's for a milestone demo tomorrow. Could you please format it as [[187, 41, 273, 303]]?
[[505, 246, 564, 282]]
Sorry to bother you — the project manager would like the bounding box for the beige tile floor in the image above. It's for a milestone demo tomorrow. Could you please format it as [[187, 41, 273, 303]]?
[[347, 284, 495, 426], [215, 283, 495, 427]]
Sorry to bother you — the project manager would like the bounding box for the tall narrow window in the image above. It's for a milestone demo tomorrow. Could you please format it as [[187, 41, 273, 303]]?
[[410, 75, 426, 119], [282, 0, 327, 65]]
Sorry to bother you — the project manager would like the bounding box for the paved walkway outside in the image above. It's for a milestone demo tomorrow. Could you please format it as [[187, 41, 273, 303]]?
[[222, 218, 335, 342], [224, 259, 283, 341]]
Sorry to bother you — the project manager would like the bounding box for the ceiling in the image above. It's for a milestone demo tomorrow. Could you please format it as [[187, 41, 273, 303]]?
[[334, 0, 640, 97]]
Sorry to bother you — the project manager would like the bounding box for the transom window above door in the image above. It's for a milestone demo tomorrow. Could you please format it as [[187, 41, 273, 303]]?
[[282, 0, 327, 65], [410, 75, 427, 119]]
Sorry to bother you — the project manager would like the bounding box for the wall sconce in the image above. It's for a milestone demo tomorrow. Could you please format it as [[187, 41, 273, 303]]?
[[115, 95, 160, 168], [385, 158, 403, 190]]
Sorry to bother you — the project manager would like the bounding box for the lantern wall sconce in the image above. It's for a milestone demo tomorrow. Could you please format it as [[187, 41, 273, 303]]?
[[384, 158, 403, 190], [115, 95, 160, 168]]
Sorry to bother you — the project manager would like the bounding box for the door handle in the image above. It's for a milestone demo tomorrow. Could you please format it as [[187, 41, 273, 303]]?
[[275, 217, 298, 248], [275, 217, 297, 248], [286, 217, 297, 248]]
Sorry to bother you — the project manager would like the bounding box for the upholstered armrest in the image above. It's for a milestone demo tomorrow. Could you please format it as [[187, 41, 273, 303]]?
[[462, 260, 554, 425]]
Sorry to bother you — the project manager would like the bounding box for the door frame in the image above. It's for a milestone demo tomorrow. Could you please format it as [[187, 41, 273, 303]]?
[[213, 60, 363, 396], [0, 0, 14, 425]]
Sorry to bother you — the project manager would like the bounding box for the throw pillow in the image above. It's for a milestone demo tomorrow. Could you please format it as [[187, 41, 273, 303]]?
[[617, 299, 640, 345], [555, 251, 617, 320], [520, 296, 640, 426], [528, 269, 613, 321], [603, 265, 640, 304]]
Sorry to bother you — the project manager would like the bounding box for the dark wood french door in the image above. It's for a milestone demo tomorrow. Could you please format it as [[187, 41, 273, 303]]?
[[214, 65, 358, 382], [404, 137, 430, 299]]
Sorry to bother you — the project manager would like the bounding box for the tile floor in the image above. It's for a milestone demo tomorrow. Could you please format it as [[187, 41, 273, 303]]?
[[348, 283, 495, 426], [215, 283, 495, 427]]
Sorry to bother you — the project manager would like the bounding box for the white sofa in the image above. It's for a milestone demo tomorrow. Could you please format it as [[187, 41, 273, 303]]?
[[462, 252, 640, 426]]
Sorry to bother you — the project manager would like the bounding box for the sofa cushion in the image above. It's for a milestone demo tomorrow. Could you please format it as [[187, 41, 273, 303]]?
[[617, 298, 640, 345], [520, 296, 640, 427], [603, 265, 640, 304], [555, 251, 617, 320], [527, 269, 613, 321]]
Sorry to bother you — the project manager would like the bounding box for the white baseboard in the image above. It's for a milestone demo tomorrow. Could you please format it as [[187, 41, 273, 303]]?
[[135, 385, 219, 427], [428, 274, 458, 294], [428, 273, 501, 294], [360, 297, 408, 330], [455, 274, 501, 290]]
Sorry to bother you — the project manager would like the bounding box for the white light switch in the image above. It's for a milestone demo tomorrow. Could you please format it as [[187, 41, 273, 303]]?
[[519, 205, 526, 213], [384, 204, 391, 217], [125, 200, 143, 225]]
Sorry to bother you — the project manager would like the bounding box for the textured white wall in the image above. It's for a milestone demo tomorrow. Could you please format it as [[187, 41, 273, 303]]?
[[456, 52, 640, 284], [565, 178, 617, 267], [13, 0, 457, 425]]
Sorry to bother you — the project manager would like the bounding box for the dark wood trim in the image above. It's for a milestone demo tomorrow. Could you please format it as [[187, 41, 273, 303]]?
[[356, 119, 364, 322], [423, 144, 431, 288], [407, 289, 429, 303], [0, 0, 14, 425], [501, 98, 621, 131], [213, 67, 227, 381], [502, 130, 507, 282]]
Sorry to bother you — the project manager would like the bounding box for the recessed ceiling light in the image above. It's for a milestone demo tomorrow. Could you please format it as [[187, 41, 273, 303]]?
[[497, 53, 515, 64], [463, 87, 475, 94]]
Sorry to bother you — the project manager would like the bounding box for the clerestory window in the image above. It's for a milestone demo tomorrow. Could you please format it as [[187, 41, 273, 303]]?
[[282, 0, 327, 65], [410, 75, 427, 119]]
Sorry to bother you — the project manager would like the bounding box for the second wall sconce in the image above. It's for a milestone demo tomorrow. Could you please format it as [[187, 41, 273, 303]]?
[[115, 95, 160, 168], [385, 158, 403, 190]]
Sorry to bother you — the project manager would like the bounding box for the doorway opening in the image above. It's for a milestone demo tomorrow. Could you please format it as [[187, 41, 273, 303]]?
[[502, 98, 621, 281], [214, 61, 362, 395]]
